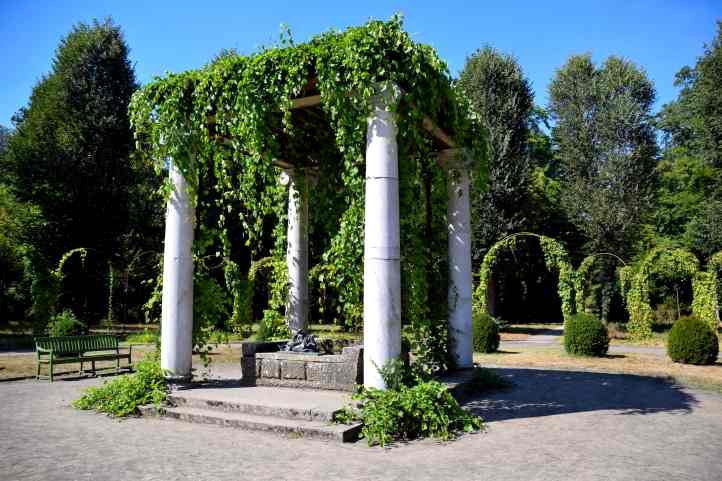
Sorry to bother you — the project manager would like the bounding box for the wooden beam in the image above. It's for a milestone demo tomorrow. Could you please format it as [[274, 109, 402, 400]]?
[[290, 94, 322, 110], [206, 94, 322, 126], [436, 148, 461, 170], [272, 158, 295, 169], [422, 116, 455, 149]]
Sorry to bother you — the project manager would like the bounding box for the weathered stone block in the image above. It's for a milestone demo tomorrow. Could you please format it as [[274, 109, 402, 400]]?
[[281, 360, 306, 380], [260, 359, 281, 379], [305, 362, 325, 383]]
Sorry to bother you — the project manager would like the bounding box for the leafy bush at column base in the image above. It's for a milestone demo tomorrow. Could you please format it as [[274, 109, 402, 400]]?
[[73, 350, 167, 416], [472, 312, 500, 353], [667, 316, 719, 365], [564, 313, 609, 357], [334, 360, 483, 447]]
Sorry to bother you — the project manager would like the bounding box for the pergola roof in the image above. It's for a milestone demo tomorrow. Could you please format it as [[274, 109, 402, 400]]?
[[130, 17, 477, 171]]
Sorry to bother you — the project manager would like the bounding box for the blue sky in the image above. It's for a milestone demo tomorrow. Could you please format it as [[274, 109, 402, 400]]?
[[1, 1, 720, 128]]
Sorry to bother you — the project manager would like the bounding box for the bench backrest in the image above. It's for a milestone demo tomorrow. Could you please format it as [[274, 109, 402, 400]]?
[[35, 335, 119, 354]]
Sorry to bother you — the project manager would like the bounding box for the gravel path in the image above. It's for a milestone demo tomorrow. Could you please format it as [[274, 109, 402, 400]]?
[[3, 365, 722, 481]]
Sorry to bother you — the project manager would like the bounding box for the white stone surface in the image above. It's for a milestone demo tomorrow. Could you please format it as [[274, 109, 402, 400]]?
[[363, 84, 402, 389], [447, 161, 473, 368], [283, 169, 309, 333], [160, 159, 195, 379]]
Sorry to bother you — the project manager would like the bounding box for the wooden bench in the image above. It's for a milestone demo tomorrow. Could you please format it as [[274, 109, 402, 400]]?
[[35, 335, 132, 382]]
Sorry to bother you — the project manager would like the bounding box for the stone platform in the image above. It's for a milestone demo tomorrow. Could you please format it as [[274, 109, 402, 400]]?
[[139, 364, 481, 443], [140, 385, 361, 442], [240, 341, 363, 391]]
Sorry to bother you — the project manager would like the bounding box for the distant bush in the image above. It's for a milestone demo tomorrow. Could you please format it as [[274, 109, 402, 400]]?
[[124, 331, 159, 344], [472, 312, 500, 353], [667, 316, 719, 365], [48, 310, 86, 337], [564, 313, 609, 357]]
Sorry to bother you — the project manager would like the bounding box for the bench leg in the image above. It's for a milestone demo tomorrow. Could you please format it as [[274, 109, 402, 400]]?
[[49, 359, 54, 383], [116, 356, 120, 374], [80, 360, 84, 376], [92, 360, 96, 376], [36, 361, 41, 380]]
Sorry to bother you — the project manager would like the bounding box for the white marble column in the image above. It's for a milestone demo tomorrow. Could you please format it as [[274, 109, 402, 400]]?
[[363, 83, 402, 389], [447, 157, 473, 368], [281, 169, 309, 333], [160, 158, 195, 380]]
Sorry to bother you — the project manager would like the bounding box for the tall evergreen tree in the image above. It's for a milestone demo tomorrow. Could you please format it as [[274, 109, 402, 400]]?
[[457, 46, 535, 261], [4, 19, 143, 325]]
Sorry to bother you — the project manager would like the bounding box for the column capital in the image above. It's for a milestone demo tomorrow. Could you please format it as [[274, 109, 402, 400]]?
[[369, 81, 403, 110], [279, 166, 319, 187], [437, 148, 474, 172]]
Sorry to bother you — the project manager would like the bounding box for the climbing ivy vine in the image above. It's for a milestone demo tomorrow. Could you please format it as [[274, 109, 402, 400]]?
[[701, 251, 722, 331], [692, 271, 718, 332], [472, 233, 577, 323], [573, 253, 627, 315], [129, 17, 487, 363], [626, 247, 700, 339]]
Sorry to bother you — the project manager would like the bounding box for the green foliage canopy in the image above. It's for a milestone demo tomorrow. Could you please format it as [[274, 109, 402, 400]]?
[[548, 54, 658, 257]]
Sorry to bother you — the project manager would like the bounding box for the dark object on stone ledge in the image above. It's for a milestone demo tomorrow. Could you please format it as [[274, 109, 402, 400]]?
[[283, 330, 319, 353]]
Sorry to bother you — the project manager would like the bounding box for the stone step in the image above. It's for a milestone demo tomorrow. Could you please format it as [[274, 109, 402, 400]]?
[[157, 406, 362, 442], [167, 387, 347, 422]]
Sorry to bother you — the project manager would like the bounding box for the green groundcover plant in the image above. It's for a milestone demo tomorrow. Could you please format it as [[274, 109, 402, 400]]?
[[335, 360, 488, 446], [73, 350, 167, 416]]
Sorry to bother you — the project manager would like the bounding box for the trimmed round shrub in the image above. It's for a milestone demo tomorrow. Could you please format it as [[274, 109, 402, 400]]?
[[472, 312, 500, 353], [564, 313, 609, 357], [667, 316, 719, 365]]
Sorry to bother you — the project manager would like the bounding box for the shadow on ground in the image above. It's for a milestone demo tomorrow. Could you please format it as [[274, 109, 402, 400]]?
[[463, 367, 698, 422], [502, 326, 563, 336]]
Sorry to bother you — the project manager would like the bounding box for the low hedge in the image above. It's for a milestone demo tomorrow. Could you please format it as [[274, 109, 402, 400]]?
[[667, 316, 719, 365], [472, 312, 500, 353], [564, 313, 609, 357]]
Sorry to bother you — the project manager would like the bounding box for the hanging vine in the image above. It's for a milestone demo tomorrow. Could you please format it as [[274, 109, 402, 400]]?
[[698, 251, 722, 332], [625, 247, 700, 339], [472, 233, 577, 323], [129, 16, 487, 361], [574, 253, 627, 315]]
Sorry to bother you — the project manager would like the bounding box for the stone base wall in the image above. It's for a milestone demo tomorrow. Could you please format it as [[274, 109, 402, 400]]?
[[239, 342, 362, 391]]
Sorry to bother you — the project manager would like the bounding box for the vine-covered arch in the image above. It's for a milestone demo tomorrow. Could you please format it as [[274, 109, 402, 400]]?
[[626, 246, 701, 339], [473, 233, 577, 322], [574, 253, 627, 316]]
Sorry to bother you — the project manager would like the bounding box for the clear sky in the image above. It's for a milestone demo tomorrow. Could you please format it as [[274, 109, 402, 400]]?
[[1, 1, 720, 128]]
